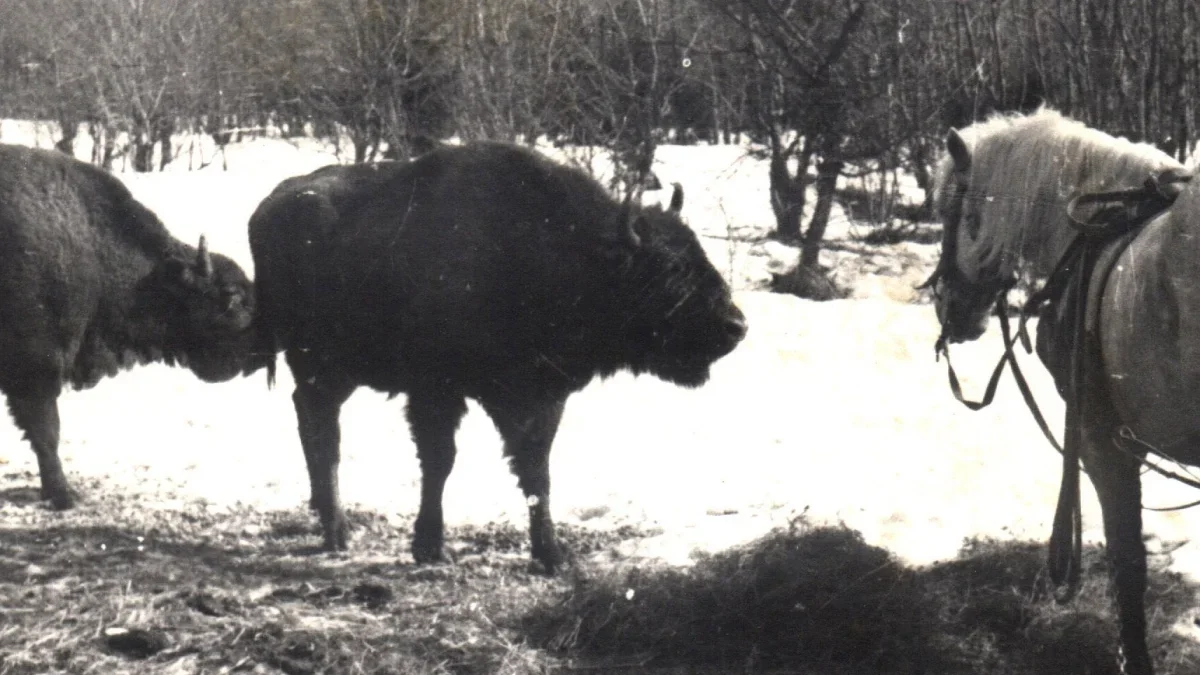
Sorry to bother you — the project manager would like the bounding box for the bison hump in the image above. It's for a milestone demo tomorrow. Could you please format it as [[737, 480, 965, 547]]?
[[277, 191, 341, 240]]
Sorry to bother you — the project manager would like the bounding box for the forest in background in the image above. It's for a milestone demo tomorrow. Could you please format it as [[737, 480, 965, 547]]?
[[1, 0, 1196, 261]]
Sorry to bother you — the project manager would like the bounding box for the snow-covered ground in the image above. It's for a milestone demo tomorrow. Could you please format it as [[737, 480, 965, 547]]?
[[2, 123, 1200, 594]]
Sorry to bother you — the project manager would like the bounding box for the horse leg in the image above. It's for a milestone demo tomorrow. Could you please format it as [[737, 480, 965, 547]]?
[[1082, 415, 1152, 675], [405, 389, 467, 564], [483, 396, 567, 574], [287, 352, 355, 552], [6, 391, 72, 509]]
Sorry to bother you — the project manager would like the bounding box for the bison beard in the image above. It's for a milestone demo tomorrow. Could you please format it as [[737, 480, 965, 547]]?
[[250, 141, 747, 572], [0, 144, 260, 509]]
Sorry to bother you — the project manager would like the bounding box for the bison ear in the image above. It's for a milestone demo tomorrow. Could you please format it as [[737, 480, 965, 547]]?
[[196, 235, 213, 279], [668, 183, 684, 213], [946, 129, 972, 173]]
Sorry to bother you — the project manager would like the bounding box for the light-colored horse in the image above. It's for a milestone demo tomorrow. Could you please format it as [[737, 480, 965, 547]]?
[[929, 107, 1195, 675]]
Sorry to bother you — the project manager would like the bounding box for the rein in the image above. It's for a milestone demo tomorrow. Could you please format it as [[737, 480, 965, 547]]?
[[930, 170, 1191, 604], [934, 285, 1083, 602], [935, 291, 1062, 452]]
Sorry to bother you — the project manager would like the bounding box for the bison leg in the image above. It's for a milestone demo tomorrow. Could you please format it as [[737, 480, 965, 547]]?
[[405, 390, 468, 564], [484, 397, 567, 574], [7, 393, 73, 509], [289, 361, 355, 552]]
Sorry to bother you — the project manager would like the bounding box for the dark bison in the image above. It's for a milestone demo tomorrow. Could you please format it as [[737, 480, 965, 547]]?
[[249, 141, 747, 572], [0, 144, 259, 508]]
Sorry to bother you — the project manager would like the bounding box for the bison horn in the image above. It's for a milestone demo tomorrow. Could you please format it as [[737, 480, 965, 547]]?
[[617, 196, 642, 248], [668, 183, 684, 213], [624, 216, 643, 248], [196, 235, 213, 278]]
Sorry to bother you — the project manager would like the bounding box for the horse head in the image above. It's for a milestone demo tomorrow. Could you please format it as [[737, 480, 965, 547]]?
[[923, 128, 1015, 347]]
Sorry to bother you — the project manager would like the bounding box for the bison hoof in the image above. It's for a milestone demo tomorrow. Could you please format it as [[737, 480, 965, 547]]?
[[321, 519, 350, 552], [411, 540, 447, 565], [322, 533, 349, 552], [42, 487, 78, 511], [533, 545, 567, 576]]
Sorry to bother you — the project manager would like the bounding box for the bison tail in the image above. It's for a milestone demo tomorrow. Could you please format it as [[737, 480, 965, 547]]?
[[254, 336, 278, 390], [247, 317, 279, 389]]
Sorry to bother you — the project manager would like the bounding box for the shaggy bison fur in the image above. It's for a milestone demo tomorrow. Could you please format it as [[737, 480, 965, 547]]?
[[0, 144, 259, 508], [249, 141, 746, 572]]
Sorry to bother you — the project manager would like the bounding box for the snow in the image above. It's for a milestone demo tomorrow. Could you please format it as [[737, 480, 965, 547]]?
[[3, 125, 1200, 590]]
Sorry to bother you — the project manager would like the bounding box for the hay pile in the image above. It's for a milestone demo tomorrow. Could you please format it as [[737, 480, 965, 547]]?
[[525, 521, 1200, 674]]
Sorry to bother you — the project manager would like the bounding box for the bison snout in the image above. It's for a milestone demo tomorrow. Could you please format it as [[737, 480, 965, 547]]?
[[710, 309, 747, 357], [723, 312, 747, 343]]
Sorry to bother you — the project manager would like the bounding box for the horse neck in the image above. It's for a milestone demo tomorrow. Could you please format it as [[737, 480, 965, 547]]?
[[1022, 191, 1080, 279], [955, 193, 1067, 287]]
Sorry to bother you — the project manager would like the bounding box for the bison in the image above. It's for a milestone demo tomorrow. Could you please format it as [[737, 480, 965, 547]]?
[[249, 141, 747, 572], [0, 144, 259, 508]]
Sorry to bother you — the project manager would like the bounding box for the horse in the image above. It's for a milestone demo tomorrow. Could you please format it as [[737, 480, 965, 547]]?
[[925, 107, 1196, 675]]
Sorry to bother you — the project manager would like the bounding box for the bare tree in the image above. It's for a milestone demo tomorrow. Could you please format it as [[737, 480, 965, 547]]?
[[3, 0, 235, 170], [299, 0, 452, 163], [704, 0, 867, 268], [548, 0, 706, 200]]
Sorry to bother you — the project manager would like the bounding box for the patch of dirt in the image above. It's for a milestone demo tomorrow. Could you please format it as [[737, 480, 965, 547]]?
[[0, 476, 655, 675]]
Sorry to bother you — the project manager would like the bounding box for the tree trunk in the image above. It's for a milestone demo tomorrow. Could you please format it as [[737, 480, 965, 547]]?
[[55, 117, 79, 157], [769, 136, 810, 241], [801, 158, 844, 268], [131, 111, 155, 173], [769, 150, 800, 239], [156, 117, 175, 172], [350, 135, 370, 164], [910, 141, 935, 220], [89, 122, 103, 166], [89, 119, 118, 170]]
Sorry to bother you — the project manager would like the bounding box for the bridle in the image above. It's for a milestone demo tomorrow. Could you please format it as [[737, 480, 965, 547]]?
[[918, 178, 1017, 358]]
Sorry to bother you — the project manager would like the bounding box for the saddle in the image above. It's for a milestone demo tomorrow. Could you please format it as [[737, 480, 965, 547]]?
[[1026, 171, 1191, 396], [1030, 230, 1137, 398]]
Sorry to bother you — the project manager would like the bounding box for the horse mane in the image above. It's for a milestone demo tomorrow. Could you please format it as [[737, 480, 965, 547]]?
[[935, 107, 1185, 281]]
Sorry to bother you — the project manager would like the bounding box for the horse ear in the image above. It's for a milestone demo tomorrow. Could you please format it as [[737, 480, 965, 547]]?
[[668, 182, 684, 213], [946, 129, 972, 173], [196, 235, 213, 278]]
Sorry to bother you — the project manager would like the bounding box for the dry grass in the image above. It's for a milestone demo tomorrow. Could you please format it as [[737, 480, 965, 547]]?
[[0, 471, 646, 675], [3, 473, 1198, 675], [525, 520, 1200, 675]]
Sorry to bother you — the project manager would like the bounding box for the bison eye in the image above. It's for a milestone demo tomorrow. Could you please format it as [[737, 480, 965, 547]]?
[[219, 287, 243, 311]]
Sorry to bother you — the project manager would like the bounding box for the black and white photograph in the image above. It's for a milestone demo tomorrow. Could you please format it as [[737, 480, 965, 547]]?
[[1, 1, 1199, 673]]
